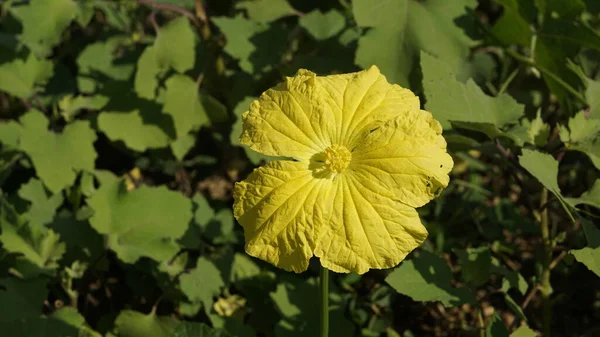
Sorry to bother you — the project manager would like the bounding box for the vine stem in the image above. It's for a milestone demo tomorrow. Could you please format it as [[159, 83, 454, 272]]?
[[540, 188, 552, 337], [320, 265, 329, 337]]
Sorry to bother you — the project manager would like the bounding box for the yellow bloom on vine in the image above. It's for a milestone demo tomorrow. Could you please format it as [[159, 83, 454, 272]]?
[[233, 66, 453, 274]]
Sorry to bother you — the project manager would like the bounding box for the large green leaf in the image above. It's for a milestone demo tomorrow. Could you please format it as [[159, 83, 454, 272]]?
[[163, 75, 209, 138], [87, 176, 193, 263], [491, 0, 535, 46], [134, 46, 163, 100], [15, 110, 97, 193], [0, 53, 53, 99], [353, 0, 476, 86], [98, 109, 172, 152], [154, 17, 196, 73], [587, 76, 600, 119], [455, 246, 492, 287], [0, 277, 48, 323], [212, 15, 265, 74], [114, 310, 179, 337], [0, 195, 65, 276], [386, 251, 475, 307], [421, 52, 524, 131], [76, 37, 135, 93], [180, 257, 224, 306], [518, 149, 574, 221], [10, 0, 78, 56]]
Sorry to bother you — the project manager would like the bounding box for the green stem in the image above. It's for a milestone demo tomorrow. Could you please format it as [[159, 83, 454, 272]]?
[[540, 188, 552, 337], [320, 265, 329, 337], [503, 48, 586, 103], [497, 68, 519, 96]]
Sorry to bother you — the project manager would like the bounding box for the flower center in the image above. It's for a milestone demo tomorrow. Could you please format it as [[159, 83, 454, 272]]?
[[322, 145, 352, 173]]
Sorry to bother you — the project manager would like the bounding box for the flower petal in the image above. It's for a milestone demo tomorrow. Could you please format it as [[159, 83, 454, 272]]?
[[240, 70, 337, 159], [316, 65, 420, 147], [351, 110, 453, 208], [314, 174, 428, 274], [233, 160, 332, 273]]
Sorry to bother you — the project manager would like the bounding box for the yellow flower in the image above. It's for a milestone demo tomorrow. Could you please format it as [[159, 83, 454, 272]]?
[[233, 66, 453, 274]]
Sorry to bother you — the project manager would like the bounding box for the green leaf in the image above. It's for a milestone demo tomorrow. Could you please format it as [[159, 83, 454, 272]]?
[[230, 253, 261, 283], [154, 17, 196, 73], [518, 149, 574, 221], [163, 75, 209, 137], [76, 37, 135, 93], [0, 196, 65, 276], [17, 110, 97, 193], [51, 307, 101, 336], [135, 46, 163, 100], [174, 322, 233, 337], [0, 277, 48, 323], [212, 15, 265, 74], [270, 277, 355, 337], [114, 310, 179, 337], [87, 178, 193, 263], [421, 52, 524, 130], [486, 313, 509, 337], [385, 251, 475, 307], [455, 246, 492, 286], [18, 178, 63, 226], [566, 179, 600, 209], [0, 120, 22, 149], [558, 111, 600, 170], [59, 94, 109, 122], [0, 53, 53, 98], [0, 316, 81, 337], [535, 0, 585, 19], [506, 109, 550, 147], [571, 220, 600, 277], [98, 109, 172, 152], [180, 257, 224, 306], [571, 247, 600, 276], [171, 133, 196, 161], [353, 0, 476, 86], [194, 193, 215, 228], [236, 0, 296, 23], [586, 76, 600, 119], [299, 10, 345, 40], [10, 0, 78, 56], [510, 325, 537, 337], [491, 0, 535, 46]]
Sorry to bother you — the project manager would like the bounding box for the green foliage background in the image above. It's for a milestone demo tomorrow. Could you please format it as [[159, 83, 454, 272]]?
[[0, 0, 599, 336]]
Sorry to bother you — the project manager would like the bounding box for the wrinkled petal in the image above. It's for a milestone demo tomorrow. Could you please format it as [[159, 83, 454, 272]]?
[[314, 175, 428, 274], [351, 110, 453, 208], [240, 70, 338, 160], [316, 65, 420, 147], [233, 160, 333, 273]]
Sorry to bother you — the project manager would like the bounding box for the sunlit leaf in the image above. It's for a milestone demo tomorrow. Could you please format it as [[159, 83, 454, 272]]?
[[180, 257, 224, 306], [154, 17, 196, 73], [9, 0, 78, 56], [300, 10, 345, 40], [98, 109, 172, 152], [421, 52, 524, 131], [18, 178, 63, 227], [0, 53, 53, 98], [163, 74, 209, 137], [354, 0, 476, 86], [236, 0, 296, 23], [87, 176, 193, 263]]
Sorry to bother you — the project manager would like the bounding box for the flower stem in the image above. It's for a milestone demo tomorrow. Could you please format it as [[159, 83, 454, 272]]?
[[320, 265, 329, 337], [540, 188, 552, 337]]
